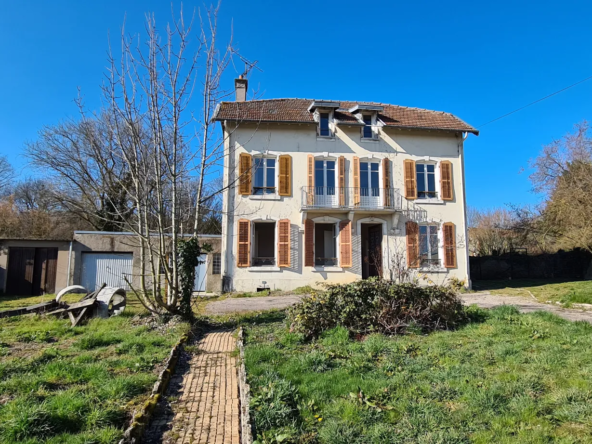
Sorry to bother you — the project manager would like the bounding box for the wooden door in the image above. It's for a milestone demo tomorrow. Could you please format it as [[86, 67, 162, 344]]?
[[368, 225, 383, 278], [6, 247, 36, 295]]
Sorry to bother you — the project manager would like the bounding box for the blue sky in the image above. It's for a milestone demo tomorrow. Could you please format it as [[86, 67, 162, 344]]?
[[1, 0, 591, 210]]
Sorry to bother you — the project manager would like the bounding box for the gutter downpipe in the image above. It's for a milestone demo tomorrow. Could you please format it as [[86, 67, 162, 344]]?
[[459, 132, 471, 289], [66, 241, 73, 286]]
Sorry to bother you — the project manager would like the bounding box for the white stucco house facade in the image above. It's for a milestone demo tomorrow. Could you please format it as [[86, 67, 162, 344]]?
[[214, 78, 478, 292]]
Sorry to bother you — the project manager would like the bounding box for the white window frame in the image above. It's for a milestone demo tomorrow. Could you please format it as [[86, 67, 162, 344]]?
[[358, 158, 383, 207], [252, 155, 277, 196], [360, 113, 378, 140], [316, 109, 335, 139], [248, 219, 280, 271], [418, 223, 444, 270], [415, 160, 440, 202]]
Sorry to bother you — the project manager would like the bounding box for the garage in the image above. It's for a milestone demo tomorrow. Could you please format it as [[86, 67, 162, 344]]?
[[81, 252, 133, 291]]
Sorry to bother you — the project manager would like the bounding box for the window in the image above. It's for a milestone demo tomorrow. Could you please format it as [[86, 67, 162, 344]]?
[[360, 162, 380, 198], [314, 159, 336, 201], [212, 253, 221, 274], [315, 223, 337, 266], [362, 114, 374, 139], [253, 157, 276, 195], [416, 163, 437, 199], [319, 112, 331, 137], [253, 222, 276, 266], [419, 225, 439, 267]]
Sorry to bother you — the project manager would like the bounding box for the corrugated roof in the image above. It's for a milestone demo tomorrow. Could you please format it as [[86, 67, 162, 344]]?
[[214, 98, 479, 135]]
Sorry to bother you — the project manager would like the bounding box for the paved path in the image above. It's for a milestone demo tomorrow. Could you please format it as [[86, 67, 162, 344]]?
[[144, 330, 239, 444], [461, 292, 592, 323], [205, 295, 304, 315]]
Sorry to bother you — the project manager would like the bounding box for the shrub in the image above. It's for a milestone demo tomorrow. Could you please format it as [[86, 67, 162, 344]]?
[[288, 280, 466, 338], [250, 373, 300, 431]]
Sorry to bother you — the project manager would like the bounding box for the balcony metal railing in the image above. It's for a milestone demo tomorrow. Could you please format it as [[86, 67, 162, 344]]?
[[301, 186, 428, 221]]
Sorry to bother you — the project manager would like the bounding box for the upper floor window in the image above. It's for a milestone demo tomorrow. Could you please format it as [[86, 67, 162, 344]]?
[[419, 224, 439, 267], [360, 161, 380, 196], [319, 112, 331, 137], [253, 157, 276, 195], [362, 115, 373, 138], [416, 163, 437, 199]]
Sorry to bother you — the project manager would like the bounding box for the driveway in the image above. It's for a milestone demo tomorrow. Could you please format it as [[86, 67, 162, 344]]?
[[205, 292, 592, 324]]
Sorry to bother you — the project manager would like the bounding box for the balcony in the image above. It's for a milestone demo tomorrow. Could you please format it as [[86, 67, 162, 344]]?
[[301, 187, 427, 221]]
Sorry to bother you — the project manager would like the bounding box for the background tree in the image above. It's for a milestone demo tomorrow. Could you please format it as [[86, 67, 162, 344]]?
[[0, 155, 14, 196]]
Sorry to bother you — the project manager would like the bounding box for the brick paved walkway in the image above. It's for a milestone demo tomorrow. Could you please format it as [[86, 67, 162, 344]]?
[[144, 330, 240, 444]]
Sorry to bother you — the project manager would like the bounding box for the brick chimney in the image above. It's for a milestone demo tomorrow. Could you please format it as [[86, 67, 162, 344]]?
[[235, 75, 248, 102]]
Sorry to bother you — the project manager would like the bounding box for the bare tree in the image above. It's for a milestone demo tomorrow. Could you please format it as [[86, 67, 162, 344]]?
[[0, 155, 14, 195]]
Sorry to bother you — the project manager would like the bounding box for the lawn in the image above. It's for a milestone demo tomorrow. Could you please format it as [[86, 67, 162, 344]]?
[[244, 307, 592, 444], [0, 294, 190, 443], [473, 279, 592, 305]]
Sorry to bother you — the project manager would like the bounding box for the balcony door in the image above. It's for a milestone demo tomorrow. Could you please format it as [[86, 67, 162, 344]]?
[[360, 161, 380, 207], [315, 159, 337, 207]]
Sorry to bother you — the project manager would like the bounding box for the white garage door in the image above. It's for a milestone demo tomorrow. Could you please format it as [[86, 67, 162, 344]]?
[[193, 254, 208, 292], [81, 253, 133, 292]]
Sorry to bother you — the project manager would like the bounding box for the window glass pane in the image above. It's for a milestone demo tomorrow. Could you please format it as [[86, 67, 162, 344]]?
[[427, 170, 436, 192], [254, 158, 264, 194], [326, 165, 335, 192], [266, 159, 275, 192], [419, 226, 428, 256], [416, 166, 425, 193], [371, 163, 379, 171], [320, 113, 330, 137], [326, 160, 335, 170], [427, 164, 435, 173], [361, 166, 369, 190], [315, 160, 324, 190], [429, 226, 439, 260], [363, 115, 372, 124], [360, 162, 368, 172], [371, 171, 379, 190]]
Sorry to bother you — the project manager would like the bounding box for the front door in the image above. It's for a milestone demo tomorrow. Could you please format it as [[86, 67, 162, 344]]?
[[367, 225, 383, 278]]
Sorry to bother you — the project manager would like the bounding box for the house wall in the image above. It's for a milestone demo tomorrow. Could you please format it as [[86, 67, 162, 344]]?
[[0, 240, 71, 295], [72, 232, 223, 293], [221, 122, 471, 292]]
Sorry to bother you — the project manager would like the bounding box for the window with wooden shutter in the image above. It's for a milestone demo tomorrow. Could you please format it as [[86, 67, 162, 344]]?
[[404, 159, 417, 199], [278, 155, 292, 196], [352, 156, 360, 206], [440, 161, 453, 201], [339, 220, 352, 267], [382, 158, 391, 207], [278, 219, 291, 267], [304, 219, 315, 267], [338, 156, 346, 206], [307, 154, 314, 205], [443, 222, 457, 268], [237, 220, 251, 267], [239, 153, 252, 195], [406, 221, 419, 268]]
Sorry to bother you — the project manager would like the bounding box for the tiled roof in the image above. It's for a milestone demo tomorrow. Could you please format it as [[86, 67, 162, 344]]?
[[214, 98, 479, 135]]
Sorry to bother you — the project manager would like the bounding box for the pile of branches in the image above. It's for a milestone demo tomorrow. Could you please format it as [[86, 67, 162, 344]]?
[[288, 279, 466, 338]]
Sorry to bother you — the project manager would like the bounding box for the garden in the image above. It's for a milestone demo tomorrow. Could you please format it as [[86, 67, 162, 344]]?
[[0, 294, 189, 443], [244, 280, 592, 443]]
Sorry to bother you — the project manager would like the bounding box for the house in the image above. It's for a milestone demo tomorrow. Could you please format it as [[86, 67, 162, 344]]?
[[214, 78, 478, 292], [0, 232, 222, 296]]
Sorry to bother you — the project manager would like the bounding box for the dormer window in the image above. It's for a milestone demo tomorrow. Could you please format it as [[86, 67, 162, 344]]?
[[319, 112, 331, 137], [362, 115, 373, 139]]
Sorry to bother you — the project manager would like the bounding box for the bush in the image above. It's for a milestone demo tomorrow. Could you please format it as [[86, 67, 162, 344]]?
[[288, 279, 466, 338]]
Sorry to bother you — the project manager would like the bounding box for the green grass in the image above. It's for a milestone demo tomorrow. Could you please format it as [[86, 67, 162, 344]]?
[[0, 296, 189, 443], [474, 279, 592, 305], [245, 307, 592, 443]]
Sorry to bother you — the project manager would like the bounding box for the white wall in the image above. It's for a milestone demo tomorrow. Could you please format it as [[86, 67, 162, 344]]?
[[221, 121, 471, 292]]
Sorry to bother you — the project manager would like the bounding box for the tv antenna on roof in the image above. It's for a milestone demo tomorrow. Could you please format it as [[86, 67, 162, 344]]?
[[234, 53, 262, 79]]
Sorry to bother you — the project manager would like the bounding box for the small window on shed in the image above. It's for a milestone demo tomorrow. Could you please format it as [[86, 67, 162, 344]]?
[[212, 253, 221, 274]]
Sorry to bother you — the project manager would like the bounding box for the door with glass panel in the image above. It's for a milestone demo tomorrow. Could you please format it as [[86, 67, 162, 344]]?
[[315, 159, 337, 207], [360, 161, 380, 207]]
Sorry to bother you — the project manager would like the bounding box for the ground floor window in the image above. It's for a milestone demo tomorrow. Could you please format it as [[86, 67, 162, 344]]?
[[212, 253, 221, 274], [315, 223, 337, 266], [253, 222, 276, 266], [419, 224, 439, 267]]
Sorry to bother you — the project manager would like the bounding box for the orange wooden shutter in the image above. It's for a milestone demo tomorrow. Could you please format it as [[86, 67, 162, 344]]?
[[443, 222, 457, 268], [239, 153, 252, 195], [404, 159, 417, 199], [338, 156, 346, 206], [339, 220, 352, 267], [237, 220, 251, 267], [382, 158, 391, 207], [278, 155, 292, 196], [440, 161, 453, 201], [307, 155, 314, 205], [278, 219, 291, 267], [304, 219, 315, 266], [406, 221, 419, 268], [352, 156, 360, 206]]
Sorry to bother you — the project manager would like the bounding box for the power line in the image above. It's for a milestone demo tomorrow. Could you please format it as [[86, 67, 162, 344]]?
[[477, 75, 592, 128]]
